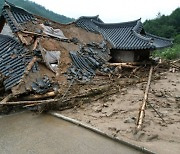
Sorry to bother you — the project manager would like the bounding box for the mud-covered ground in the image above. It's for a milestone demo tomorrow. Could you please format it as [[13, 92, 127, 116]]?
[[60, 66, 180, 154]]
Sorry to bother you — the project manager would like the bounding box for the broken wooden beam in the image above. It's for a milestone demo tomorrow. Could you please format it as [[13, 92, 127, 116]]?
[[32, 38, 39, 50], [0, 98, 59, 105], [109, 61, 152, 66], [0, 94, 14, 104], [17, 32, 29, 45], [21, 91, 57, 101], [21, 30, 48, 37], [136, 66, 153, 130]]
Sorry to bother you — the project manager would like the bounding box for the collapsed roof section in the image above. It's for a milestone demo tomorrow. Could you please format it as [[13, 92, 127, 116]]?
[[1, 1, 35, 33], [75, 16, 173, 50], [0, 2, 110, 97], [0, 34, 37, 90]]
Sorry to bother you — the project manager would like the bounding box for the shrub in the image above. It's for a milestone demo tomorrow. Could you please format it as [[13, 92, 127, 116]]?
[[153, 44, 180, 60]]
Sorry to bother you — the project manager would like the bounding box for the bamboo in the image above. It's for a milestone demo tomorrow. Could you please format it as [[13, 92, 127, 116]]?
[[137, 66, 153, 130]]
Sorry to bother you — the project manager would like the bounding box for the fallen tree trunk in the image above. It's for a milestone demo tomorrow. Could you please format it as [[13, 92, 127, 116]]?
[[136, 66, 153, 130]]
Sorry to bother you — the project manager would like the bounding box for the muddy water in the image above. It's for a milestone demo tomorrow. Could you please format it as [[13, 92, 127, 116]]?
[[0, 112, 143, 154]]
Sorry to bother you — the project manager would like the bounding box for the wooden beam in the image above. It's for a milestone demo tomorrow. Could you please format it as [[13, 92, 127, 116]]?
[[0, 98, 59, 105], [136, 66, 153, 130], [21, 91, 57, 101]]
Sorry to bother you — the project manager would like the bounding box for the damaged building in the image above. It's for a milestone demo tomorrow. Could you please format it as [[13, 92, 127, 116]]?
[[75, 16, 173, 62], [0, 2, 111, 98], [0, 2, 173, 102]]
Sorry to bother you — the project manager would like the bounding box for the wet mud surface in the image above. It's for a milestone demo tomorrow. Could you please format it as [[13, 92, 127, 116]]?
[[0, 112, 144, 154]]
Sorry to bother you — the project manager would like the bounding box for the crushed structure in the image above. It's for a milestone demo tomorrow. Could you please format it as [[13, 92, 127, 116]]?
[[0, 2, 173, 109], [0, 2, 110, 99]]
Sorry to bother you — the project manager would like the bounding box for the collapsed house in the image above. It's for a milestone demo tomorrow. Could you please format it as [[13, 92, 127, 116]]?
[[75, 16, 173, 62], [0, 2, 111, 98], [0, 2, 173, 102]]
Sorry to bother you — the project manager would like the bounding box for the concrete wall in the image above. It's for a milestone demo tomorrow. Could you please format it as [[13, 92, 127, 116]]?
[[110, 50, 135, 62], [110, 49, 150, 62]]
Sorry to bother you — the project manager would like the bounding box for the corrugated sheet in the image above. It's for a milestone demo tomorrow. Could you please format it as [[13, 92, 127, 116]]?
[[0, 34, 36, 90], [75, 17, 173, 50]]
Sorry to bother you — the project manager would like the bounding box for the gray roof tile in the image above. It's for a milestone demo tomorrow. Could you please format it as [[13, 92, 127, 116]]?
[[75, 16, 173, 50], [1, 2, 35, 32], [0, 34, 36, 90]]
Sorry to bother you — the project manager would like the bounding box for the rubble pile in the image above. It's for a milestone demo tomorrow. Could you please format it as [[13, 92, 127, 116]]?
[[0, 2, 113, 112], [67, 41, 111, 82]]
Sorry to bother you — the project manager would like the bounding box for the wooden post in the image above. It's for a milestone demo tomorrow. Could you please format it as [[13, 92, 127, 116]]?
[[136, 66, 153, 130]]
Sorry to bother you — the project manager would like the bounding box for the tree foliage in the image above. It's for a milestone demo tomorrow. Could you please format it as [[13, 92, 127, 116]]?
[[145, 8, 180, 59], [0, 0, 74, 23], [143, 7, 180, 40]]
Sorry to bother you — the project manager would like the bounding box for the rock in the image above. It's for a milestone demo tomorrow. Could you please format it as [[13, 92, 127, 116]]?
[[108, 127, 116, 131], [147, 134, 159, 141], [124, 117, 136, 123], [172, 83, 176, 86], [103, 103, 109, 107], [167, 97, 176, 103], [154, 91, 163, 97], [134, 131, 145, 140], [93, 106, 102, 112]]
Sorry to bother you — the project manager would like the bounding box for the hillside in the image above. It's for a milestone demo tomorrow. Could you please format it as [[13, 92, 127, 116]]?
[[144, 8, 180, 59], [143, 8, 180, 40], [0, 0, 74, 23]]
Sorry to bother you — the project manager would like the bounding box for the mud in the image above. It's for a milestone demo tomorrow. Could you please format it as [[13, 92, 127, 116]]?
[[0, 112, 144, 154], [60, 70, 180, 154]]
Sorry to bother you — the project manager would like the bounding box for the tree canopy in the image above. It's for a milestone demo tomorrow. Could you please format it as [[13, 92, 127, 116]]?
[[143, 8, 180, 40]]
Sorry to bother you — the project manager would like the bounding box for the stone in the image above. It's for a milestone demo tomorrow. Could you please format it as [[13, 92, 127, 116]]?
[[147, 134, 159, 141], [167, 97, 176, 103], [93, 106, 102, 112], [124, 117, 136, 123]]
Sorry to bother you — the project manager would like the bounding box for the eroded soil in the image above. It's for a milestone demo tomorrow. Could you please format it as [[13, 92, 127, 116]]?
[[60, 70, 180, 154]]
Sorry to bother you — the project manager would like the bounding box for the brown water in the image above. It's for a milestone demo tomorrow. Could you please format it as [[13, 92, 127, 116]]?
[[0, 112, 144, 154]]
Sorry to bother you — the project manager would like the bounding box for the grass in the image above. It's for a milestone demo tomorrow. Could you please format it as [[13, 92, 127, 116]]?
[[153, 43, 180, 60]]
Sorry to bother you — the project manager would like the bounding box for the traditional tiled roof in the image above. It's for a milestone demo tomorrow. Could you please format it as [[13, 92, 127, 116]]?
[[75, 16, 173, 50], [75, 15, 103, 33], [0, 34, 38, 90], [1, 2, 35, 32]]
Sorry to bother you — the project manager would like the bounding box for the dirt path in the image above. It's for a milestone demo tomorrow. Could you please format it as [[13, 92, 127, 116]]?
[[60, 71, 180, 154]]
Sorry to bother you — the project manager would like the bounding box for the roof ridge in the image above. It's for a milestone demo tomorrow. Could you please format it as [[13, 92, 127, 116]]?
[[133, 31, 152, 42], [75, 15, 104, 23], [145, 32, 174, 41], [4, 1, 34, 16], [93, 18, 141, 28]]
